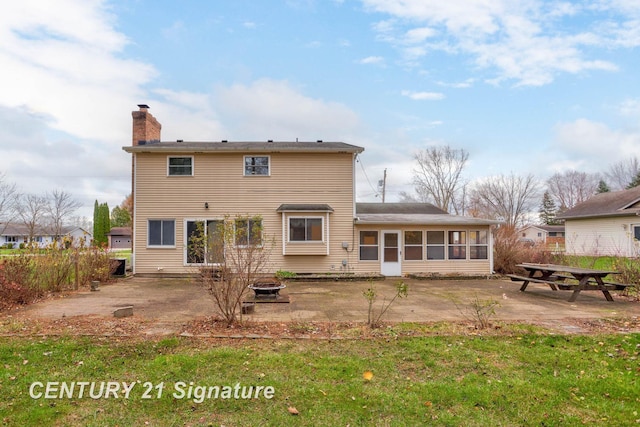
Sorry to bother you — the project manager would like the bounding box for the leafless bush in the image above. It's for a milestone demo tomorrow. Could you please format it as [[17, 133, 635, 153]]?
[[492, 226, 553, 274], [192, 215, 274, 326], [612, 258, 640, 299]]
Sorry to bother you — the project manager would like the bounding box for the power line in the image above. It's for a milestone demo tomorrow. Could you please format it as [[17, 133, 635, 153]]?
[[357, 157, 380, 198]]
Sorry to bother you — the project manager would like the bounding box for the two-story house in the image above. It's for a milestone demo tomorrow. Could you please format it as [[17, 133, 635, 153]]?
[[124, 105, 499, 277]]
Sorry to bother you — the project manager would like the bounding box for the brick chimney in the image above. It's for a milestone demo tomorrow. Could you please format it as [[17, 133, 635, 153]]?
[[132, 104, 161, 146], [130, 105, 161, 266]]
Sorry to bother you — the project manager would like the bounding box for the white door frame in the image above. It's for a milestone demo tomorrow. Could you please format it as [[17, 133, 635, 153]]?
[[381, 230, 402, 276]]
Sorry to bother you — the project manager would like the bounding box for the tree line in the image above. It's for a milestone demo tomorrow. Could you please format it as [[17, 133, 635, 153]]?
[[399, 147, 640, 228]]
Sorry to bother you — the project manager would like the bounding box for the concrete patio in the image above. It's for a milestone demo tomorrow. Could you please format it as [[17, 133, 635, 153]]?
[[13, 276, 639, 327]]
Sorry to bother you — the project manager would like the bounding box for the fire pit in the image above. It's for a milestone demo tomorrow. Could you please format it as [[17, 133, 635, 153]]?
[[248, 280, 286, 298]]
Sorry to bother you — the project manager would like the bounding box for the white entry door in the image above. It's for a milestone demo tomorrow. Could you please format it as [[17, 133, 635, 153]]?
[[381, 231, 402, 276]]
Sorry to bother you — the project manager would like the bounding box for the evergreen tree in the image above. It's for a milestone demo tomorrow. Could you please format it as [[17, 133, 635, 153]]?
[[92, 201, 111, 246], [539, 191, 559, 225], [596, 180, 610, 193], [92, 200, 99, 244], [627, 170, 640, 189]]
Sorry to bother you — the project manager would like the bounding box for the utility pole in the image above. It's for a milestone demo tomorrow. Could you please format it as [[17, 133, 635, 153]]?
[[377, 168, 387, 203]]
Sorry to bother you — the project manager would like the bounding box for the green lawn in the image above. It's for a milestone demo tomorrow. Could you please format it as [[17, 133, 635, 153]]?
[[1, 333, 638, 426]]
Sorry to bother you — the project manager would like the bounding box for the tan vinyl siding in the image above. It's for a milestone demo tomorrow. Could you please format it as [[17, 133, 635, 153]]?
[[564, 217, 639, 257], [133, 151, 356, 274]]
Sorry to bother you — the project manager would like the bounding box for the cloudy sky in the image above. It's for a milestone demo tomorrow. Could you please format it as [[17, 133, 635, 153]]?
[[1, 0, 640, 219]]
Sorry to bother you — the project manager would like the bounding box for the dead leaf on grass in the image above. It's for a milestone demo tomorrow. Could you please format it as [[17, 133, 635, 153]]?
[[287, 406, 299, 415]]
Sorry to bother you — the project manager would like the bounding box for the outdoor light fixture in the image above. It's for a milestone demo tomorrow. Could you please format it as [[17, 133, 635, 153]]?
[[204, 202, 209, 209]]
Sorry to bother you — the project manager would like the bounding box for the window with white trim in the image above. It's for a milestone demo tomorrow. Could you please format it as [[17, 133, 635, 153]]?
[[426, 231, 445, 260], [359, 231, 378, 261], [244, 156, 269, 176], [289, 217, 323, 242], [448, 231, 466, 260], [235, 218, 263, 246], [404, 231, 423, 260], [148, 220, 175, 247], [469, 230, 488, 260], [168, 156, 193, 176]]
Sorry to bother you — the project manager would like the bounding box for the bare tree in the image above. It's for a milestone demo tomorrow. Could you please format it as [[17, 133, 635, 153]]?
[[409, 146, 469, 214], [469, 173, 539, 228], [0, 172, 19, 234], [16, 193, 50, 243], [46, 189, 82, 244], [606, 157, 640, 190], [546, 171, 600, 211]]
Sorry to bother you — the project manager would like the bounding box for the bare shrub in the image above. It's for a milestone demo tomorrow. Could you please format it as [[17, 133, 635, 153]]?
[[466, 296, 499, 330], [363, 280, 408, 329], [192, 215, 274, 326], [493, 226, 553, 274], [0, 242, 115, 310], [612, 258, 640, 299], [76, 247, 113, 286], [0, 257, 40, 307], [31, 249, 73, 293]]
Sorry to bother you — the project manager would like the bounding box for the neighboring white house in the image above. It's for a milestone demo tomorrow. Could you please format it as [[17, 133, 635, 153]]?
[[0, 223, 92, 248], [519, 224, 565, 245], [557, 186, 640, 257]]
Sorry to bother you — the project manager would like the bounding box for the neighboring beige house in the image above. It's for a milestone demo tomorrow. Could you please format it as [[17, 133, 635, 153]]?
[[519, 224, 565, 246], [123, 105, 500, 277], [557, 186, 640, 257]]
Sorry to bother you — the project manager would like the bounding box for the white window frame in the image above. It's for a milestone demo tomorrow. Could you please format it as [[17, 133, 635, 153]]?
[[359, 230, 379, 261], [448, 230, 467, 260], [243, 155, 270, 176], [234, 217, 263, 247], [288, 217, 324, 242], [147, 219, 176, 248], [426, 230, 445, 260], [403, 230, 423, 261], [469, 230, 489, 260], [167, 156, 194, 176]]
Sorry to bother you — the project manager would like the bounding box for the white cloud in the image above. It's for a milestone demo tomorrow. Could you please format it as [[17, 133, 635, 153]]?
[[362, 0, 636, 86], [401, 90, 445, 100], [358, 55, 385, 65], [216, 79, 360, 140], [552, 118, 640, 168], [0, 0, 162, 216]]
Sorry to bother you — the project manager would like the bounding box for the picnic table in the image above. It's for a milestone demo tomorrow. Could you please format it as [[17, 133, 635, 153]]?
[[507, 263, 630, 302]]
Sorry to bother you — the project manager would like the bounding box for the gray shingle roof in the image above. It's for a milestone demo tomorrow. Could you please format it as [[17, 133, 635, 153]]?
[[124, 140, 364, 154], [557, 186, 640, 219], [355, 203, 501, 226], [277, 204, 334, 212]]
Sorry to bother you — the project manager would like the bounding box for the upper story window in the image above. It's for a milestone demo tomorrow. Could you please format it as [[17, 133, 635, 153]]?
[[289, 218, 323, 242], [244, 156, 270, 176], [168, 156, 193, 176]]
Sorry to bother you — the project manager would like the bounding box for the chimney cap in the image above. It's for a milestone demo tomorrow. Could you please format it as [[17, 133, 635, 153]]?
[[137, 104, 150, 110]]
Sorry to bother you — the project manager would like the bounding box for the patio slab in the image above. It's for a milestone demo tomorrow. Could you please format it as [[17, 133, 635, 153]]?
[[10, 276, 639, 326]]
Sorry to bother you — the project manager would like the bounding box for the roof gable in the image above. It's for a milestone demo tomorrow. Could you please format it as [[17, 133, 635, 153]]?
[[558, 186, 640, 219]]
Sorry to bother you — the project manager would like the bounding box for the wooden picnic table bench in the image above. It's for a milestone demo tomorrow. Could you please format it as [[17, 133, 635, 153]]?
[[509, 263, 630, 302]]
